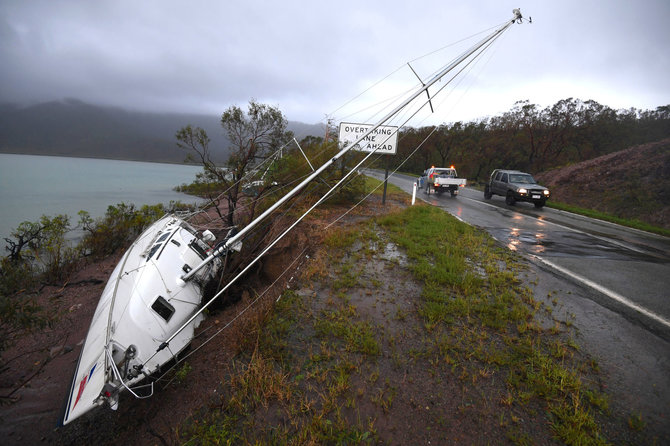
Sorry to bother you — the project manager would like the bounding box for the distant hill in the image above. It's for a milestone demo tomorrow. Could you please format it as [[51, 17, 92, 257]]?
[[535, 138, 670, 229], [0, 99, 325, 164]]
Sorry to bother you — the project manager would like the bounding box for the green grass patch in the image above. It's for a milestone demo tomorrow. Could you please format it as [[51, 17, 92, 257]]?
[[179, 287, 378, 444], [378, 204, 610, 444], [547, 201, 670, 237], [364, 176, 409, 202], [315, 305, 380, 356]]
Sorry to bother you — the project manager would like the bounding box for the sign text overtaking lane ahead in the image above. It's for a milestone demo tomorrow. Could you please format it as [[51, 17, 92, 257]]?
[[338, 122, 398, 155]]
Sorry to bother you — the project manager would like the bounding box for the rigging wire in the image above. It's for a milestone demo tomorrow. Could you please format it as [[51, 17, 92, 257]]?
[[179, 27, 504, 246], [182, 135, 344, 236], [233, 18, 511, 252], [325, 127, 439, 229], [326, 20, 506, 122], [139, 13, 519, 370], [157, 245, 310, 387]]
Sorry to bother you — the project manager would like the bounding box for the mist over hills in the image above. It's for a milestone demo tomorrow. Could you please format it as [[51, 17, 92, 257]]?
[[0, 99, 325, 164]]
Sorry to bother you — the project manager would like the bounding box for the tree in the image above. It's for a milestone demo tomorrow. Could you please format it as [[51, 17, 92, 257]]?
[[2, 214, 75, 282], [177, 100, 293, 228]]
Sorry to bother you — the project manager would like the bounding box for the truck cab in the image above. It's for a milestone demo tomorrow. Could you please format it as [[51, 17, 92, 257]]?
[[418, 166, 466, 196]]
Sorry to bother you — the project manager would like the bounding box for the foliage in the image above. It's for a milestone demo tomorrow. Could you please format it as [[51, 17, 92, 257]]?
[[547, 201, 670, 237], [37, 215, 79, 282], [176, 100, 294, 228], [0, 255, 49, 356], [2, 214, 78, 283], [263, 137, 367, 207], [78, 202, 168, 257], [0, 285, 49, 356], [0, 214, 77, 362], [384, 99, 670, 180]]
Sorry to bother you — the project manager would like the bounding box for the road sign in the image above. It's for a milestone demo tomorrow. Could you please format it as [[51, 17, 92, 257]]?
[[338, 122, 398, 155]]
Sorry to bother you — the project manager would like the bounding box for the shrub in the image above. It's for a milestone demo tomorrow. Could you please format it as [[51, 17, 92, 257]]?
[[78, 203, 166, 257]]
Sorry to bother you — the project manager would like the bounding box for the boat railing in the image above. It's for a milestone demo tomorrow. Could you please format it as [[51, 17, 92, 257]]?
[[105, 347, 154, 400]]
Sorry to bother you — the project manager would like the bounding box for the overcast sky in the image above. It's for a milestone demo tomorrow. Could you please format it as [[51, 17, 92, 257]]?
[[1, 0, 669, 126]]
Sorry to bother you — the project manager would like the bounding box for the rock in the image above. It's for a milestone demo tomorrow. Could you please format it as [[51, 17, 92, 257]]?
[[49, 346, 64, 358]]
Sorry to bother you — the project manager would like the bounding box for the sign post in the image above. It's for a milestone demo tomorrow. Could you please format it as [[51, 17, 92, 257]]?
[[383, 156, 390, 204]]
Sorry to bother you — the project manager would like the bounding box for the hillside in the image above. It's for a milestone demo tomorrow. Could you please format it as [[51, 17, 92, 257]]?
[[535, 138, 670, 230], [0, 100, 325, 163]]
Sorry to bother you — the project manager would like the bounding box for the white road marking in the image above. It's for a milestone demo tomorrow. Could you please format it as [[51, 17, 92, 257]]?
[[532, 255, 670, 329]]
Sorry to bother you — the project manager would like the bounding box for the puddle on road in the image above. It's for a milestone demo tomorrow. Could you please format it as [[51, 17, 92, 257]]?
[[491, 228, 661, 262]]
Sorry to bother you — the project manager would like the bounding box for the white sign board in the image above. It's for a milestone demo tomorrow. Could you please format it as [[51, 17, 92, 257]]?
[[338, 122, 398, 155]]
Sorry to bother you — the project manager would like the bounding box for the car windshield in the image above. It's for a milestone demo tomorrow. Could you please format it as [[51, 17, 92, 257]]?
[[434, 169, 455, 177], [509, 174, 536, 184]]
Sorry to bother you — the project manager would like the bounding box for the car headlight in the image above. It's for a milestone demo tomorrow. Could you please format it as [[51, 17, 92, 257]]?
[[543, 190, 550, 196], [518, 188, 527, 194]]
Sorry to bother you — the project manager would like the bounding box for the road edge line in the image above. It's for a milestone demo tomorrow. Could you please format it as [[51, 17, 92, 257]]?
[[532, 254, 670, 329]]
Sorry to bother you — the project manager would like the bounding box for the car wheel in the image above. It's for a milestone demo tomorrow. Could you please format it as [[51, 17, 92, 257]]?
[[505, 192, 516, 206], [450, 190, 456, 197], [484, 186, 492, 199]]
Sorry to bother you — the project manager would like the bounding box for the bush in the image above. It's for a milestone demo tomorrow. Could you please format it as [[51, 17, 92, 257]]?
[[2, 214, 78, 284], [36, 214, 79, 283], [78, 203, 166, 257]]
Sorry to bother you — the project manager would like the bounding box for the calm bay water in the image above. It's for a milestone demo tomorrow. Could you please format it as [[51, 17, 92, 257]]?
[[0, 154, 203, 243]]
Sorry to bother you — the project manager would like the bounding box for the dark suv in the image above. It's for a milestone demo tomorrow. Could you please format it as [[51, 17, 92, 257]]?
[[484, 169, 550, 208]]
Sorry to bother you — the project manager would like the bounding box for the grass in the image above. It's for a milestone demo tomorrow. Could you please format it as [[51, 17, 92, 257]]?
[[364, 176, 409, 202], [178, 203, 621, 445]]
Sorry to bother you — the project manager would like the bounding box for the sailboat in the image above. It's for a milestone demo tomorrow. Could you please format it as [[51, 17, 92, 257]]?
[[61, 9, 526, 425]]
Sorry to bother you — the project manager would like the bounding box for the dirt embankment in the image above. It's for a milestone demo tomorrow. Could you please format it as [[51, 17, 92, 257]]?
[[0, 202, 368, 445], [535, 138, 670, 229]]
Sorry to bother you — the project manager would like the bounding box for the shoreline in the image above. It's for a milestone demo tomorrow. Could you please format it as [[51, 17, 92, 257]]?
[[0, 153, 204, 244], [0, 150, 204, 167]]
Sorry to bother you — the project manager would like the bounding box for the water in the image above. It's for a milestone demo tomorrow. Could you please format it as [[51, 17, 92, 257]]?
[[0, 154, 203, 243]]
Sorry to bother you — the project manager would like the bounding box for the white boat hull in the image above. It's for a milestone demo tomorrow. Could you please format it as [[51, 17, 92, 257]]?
[[62, 215, 220, 425]]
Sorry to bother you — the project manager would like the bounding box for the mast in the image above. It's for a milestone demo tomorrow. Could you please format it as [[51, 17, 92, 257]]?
[[150, 9, 525, 357], [180, 9, 523, 284]]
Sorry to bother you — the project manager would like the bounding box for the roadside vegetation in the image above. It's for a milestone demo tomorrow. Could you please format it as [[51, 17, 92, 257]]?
[[383, 100, 669, 182], [3, 96, 665, 442], [545, 201, 670, 237], [178, 202, 625, 445]]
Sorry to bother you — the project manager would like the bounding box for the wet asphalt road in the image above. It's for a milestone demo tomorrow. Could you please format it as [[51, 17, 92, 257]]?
[[367, 170, 670, 338]]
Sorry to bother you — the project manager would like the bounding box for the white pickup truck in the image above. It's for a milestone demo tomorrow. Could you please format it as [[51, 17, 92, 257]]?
[[418, 166, 467, 197]]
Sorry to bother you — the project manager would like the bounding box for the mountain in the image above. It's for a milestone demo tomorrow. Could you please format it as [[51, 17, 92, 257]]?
[[0, 99, 325, 164]]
